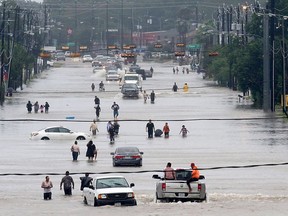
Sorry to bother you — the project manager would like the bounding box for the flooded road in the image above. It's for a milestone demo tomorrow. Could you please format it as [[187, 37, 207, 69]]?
[[0, 57, 288, 215]]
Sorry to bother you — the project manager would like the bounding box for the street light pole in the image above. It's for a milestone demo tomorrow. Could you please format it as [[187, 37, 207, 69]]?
[[106, 1, 108, 56], [121, 0, 123, 51], [282, 18, 286, 113]]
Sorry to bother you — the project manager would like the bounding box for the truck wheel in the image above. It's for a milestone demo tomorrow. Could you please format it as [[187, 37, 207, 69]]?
[[203, 194, 208, 202], [154, 193, 159, 203], [94, 198, 98, 206], [83, 196, 88, 205]]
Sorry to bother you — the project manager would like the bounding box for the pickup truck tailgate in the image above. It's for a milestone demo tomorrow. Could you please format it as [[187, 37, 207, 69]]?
[[165, 180, 198, 192]]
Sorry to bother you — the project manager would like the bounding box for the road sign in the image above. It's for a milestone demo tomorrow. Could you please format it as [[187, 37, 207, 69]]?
[[188, 44, 201, 50], [67, 42, 75, 47]]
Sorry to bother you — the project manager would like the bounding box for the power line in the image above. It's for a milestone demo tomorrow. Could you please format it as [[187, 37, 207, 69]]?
[[1, 162, 287, 176]]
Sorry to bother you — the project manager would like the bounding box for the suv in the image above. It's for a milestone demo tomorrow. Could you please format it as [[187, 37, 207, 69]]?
[[121, 83, 139, 98], [55, 52, 66, 61]]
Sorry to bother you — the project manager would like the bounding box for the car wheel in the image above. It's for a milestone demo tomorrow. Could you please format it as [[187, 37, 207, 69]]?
[[83, 196, 88, 205], [94, 198, 98, 207], [138, 160, 142, 167], [76, 136, 85, 140], [113, 161, 117, 167], [41, 137, 50, 140], [133, 200, 137, 206]]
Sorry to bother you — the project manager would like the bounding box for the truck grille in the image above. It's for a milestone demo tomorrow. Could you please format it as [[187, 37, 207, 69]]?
[[107, 193, 127, 200]]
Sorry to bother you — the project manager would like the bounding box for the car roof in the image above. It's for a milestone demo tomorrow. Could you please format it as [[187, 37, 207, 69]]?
[[115, 147, 140, 152], [95, 176, 125, 180]]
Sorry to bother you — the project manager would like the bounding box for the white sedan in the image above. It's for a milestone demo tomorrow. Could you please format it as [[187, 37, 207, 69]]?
[[106, 70, 120, 81], [30, 126, 91, 140], [83, 176, 137, 206], [82, 55, 93, 63]]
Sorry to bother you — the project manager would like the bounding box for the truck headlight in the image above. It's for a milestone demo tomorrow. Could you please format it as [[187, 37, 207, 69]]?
[[98, 194, 107, 199], [127, 192, 134, 198]]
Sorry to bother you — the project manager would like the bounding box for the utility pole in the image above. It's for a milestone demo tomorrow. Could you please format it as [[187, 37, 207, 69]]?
[[0, 2, 6, 103], [106, 1, 108, 56], [282, 18, 286, 113], [269, 0, 275, 112], [221, 5, 225, 46], [121, 0, 124, 51], [263, 14, 271, 112], [217, 7, 220, 45]]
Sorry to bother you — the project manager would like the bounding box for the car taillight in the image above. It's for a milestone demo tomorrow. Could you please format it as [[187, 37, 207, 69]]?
[[115, 155, 124, 159], [131, 155, 141, 159], [198, 184, 202, 191], [161, 183, 166, 191]]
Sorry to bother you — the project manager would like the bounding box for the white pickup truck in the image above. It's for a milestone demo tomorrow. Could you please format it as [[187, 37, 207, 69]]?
[[152, 169, 207, 202], [83, 176, 137, 207]]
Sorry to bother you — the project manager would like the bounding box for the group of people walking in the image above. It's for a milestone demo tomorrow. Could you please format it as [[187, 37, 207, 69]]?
[[142, 90, 155, 103], [41, 172, 94, 200], [70, 139, 97, 162], [93, 96, 121, 121], [26, 101, 50, 113], [146, 119, 189, 138], [172, 82, 189, 92], [172, 66, 190, 74]]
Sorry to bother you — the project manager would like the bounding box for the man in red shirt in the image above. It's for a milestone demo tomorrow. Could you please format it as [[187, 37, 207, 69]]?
[[187, 163, 200, 192]]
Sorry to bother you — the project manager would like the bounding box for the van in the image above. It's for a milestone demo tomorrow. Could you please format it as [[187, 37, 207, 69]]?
[[121, 73, 142, 91]]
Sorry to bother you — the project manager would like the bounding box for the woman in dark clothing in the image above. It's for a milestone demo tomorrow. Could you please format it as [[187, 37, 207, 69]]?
[[86, 140, 96, 161]]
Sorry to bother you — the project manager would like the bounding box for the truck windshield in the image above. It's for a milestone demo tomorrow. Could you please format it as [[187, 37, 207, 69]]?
[[96, 178, 129, 189], [125, 76, 138, 81]]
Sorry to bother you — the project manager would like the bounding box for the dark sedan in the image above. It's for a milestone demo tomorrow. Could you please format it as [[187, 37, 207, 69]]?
[[111, 147, 143, 167]]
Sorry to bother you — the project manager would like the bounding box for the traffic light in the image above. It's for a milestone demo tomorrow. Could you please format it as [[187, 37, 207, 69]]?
[[208, 52, 219, 56]]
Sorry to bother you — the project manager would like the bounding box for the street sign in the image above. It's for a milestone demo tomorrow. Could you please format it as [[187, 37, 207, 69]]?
[[61, 46, 69, 50], [188, 44, 201, 50], [108, 45, 118, 49], [67, 42, 75, 47], [174, 51, 185, 57], [176, 43, 185, 47], [79, 46, 88, 50], [154, 43, 162, 48]]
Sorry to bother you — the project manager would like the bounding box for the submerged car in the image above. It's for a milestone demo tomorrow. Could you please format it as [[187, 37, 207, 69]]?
[[121, 83, 139, 98], [82, 55, 93, 63], [83, 176, 137, 206], [106, 70, 120, 81], [55, 52, 66, 61], [30, 126, 91, 140], [111, 147, 143, 166]]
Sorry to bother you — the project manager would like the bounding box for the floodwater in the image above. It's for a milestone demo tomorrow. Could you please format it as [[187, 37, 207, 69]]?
[[0, 57, 288, 216]]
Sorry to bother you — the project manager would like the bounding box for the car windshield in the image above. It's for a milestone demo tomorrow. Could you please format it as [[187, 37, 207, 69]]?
[[108, 71, 117, 74], [123, 84, 137, 88], [96, 177, 129, 189], [116, 147, 139, 154], [124, 76, 138, 81]]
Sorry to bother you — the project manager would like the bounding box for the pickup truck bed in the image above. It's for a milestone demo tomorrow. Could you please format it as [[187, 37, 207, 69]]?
[[153, 169, 207, 202]]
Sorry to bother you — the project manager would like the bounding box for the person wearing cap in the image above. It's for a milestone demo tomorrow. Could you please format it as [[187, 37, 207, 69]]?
[[60, 171, 74, 195], [187, 163, 200, 193]]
